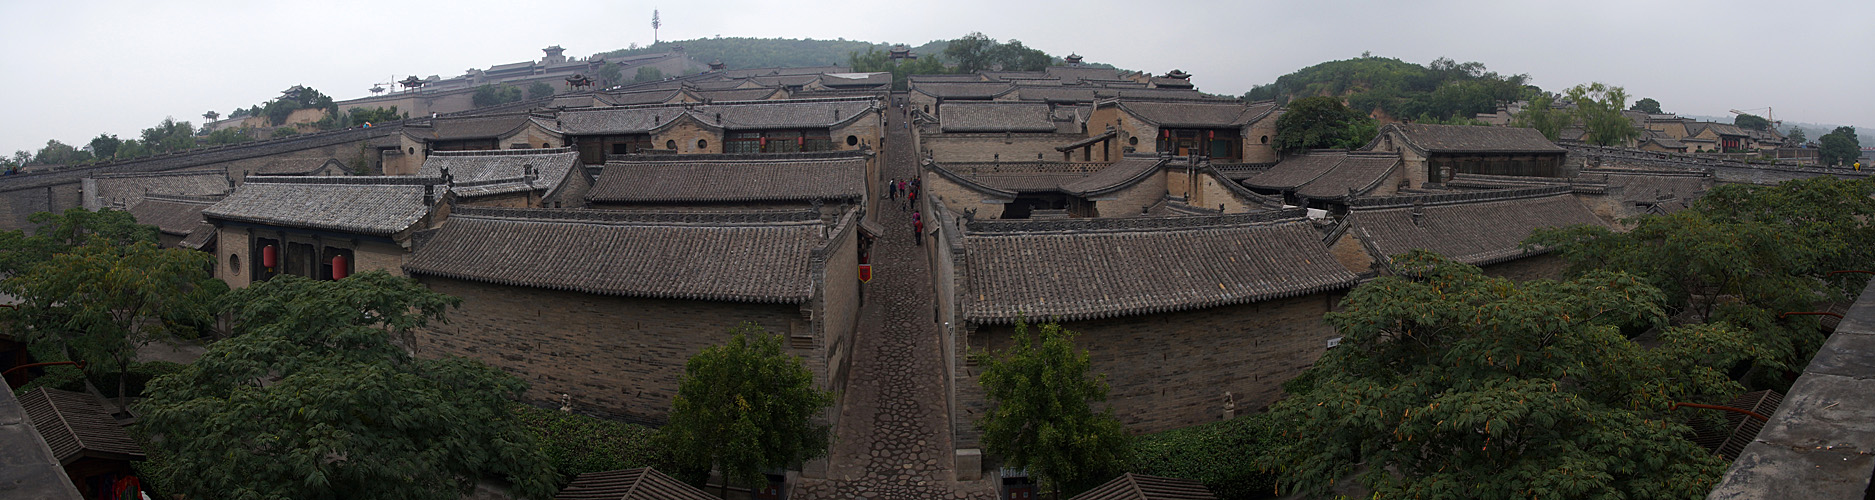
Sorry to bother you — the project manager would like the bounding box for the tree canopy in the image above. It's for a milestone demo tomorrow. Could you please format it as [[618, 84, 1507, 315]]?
[[975, 320, 1130, 498], [1819, 126, 1862, 166], [1247, 56, 1533, 122], [661, 323, 833, 489], [1565, 83, 1641, 147], [1630, 97, 1663, 114], [138, 272, 560, 500], [1734, 113, 1771, 131], [849, 47, 951, 91], [1273, 96, 1377, 152], [472, 84, 525, 107], [1786, 126, 1806, 144], [1263, 252, 1744, 498]]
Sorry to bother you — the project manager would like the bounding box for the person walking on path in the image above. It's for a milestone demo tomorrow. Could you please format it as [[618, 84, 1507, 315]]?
[[913, 211, 924, 246], [907, 188, 918, 212], [888, 178, 898, 200]]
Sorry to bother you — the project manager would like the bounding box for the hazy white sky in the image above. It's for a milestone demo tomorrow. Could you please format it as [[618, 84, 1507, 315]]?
[[3, 0, 1869, 155]]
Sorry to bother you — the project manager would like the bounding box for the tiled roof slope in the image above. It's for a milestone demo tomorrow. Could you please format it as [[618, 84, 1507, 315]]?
[[554, 467, 716, 500], [1243, 151, 1346, 190], [404, 207, 845, 303], [910, 81, 1016, 99], [419, 149, 579, 198], [128, 194, 221, 236], [929, 155, 1164, 198], [939, 102, 1057, 132], [588, 152, 866, 204], [1378, 123, 1565, 154], [18, 388, 144, 464], [1117, 100, 1277, 128], [963, 210, 1359, 323], [1295, 152, 1401, 200], [405, 113, 543, 140], [1059, 156, 1163, 196], [203, 176, 439, 236], [557, 99, 876, 135], [1070, 473, 1218, 500], [1349, 188, 1605, 267], [0, 380, 83, 500]]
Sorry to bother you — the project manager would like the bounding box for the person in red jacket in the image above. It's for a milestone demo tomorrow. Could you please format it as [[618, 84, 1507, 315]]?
[[912, 212, 924, 246]]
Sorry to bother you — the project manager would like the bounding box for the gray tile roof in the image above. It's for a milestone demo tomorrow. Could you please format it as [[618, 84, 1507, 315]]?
[[179, 223, 218, 250], [1117, 100, 1277, 128], [0, 380, 83, 500], [910, 81, 1016, 99], [588, 152, 866, 204], [1377, 123, 1565, 154], [128, 194, 222, 236], [939, 102, 1057, 132], [1070, 473, 1218, 500], [1348, 187, 1606, 267], [404, 207, 848, 303], [1243, 150, 1346, 190], [928, 156, 1164, 197], [818, 72, 891, 88], [405, 113, 546, 141], [557, 98, 877, 135], [962, 210, 1359, 323], [1295, 152, 1402, 200], [419, 149, 579, 199], [1605, 171, 1709, 213], [253, 157, 350, 175], [693, 88, 781, 101], [203, 176, 440, 236], [19, 387, 144, 465], [1017, 87, 1099, 103], [88, 169, 228, 210], [554, 467, 716, 500]]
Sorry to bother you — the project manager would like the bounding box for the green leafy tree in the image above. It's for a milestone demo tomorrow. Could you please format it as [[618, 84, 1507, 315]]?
[[472, 84, 525, 107], [2, 240, 221, 409], [1786, 126, 1805, 144], [202, 110, 219, 122], [114, 140, 150, 159], [140, 117, 197, 153], [1263, 252, 1746, 498], [527, 81, 556, 99], [8, 150, 30, 167], [1274, 96, 1375, 152], [1530, 177, 1875, 387], [0, 208, 158, 275], [1248, 56, 1530, 120], [849, 47, 951, 91], [87, 134, 122, 159], [661, 323, 833, 492], [32, 139, 92, 165], [596, 62, 624, 87], [633, 66, 665, 83], [1564, 83, 1641, 147], [944, 32, 998, 73], [1132, 414, 1278, 499], [1819, 126, 1861, 166], [1630, 97, 1662, 114], [1734, 113, 1771, 131], [975, 320, 1130, 498], [137, 272, 559, 500], [348, 106, 406, 125], [271, 126, 299, 139], [988, 39, 1052, 72], [261, 86, 337, 127], [201, 127, 254, 146]]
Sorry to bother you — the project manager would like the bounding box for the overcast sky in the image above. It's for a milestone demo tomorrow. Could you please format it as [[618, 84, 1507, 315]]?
[[3, 0, 1869, 156]]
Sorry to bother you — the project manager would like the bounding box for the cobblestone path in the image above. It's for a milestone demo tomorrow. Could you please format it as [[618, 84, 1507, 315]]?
[[793, 107, 995, 499]]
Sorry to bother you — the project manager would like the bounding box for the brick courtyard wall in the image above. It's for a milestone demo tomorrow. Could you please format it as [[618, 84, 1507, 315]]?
[[1090, 167, 1168, 217], [954, 292, 1342, 440], [922, 166, 1011, 219], [920, 133, 1091, 163], [412, 276, 808, 424]]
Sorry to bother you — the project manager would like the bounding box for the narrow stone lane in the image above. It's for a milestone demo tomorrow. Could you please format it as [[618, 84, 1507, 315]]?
[[793, 106, 995, 499]]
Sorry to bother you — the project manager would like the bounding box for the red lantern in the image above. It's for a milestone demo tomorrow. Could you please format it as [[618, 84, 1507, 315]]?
[[760, 137, 768, 148], [261, 245, 277, 269], [1162, 129, 1169, 138], [797, 136, 804, 146], [331, 255, 349, 280], [1208, 130, 1215, 140]]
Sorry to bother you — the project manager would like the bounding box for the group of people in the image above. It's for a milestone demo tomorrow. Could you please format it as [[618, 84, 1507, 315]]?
[[887, 177, 924, 245]]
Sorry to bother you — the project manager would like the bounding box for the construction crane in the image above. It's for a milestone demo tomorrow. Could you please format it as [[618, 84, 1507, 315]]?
[[1729, 107, 1780, 127]]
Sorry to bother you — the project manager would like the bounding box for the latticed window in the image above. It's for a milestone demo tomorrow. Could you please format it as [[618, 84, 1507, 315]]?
[[725, 131, 763, 154]]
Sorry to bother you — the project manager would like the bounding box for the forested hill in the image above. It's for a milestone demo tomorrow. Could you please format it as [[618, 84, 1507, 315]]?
[[1244, 56, 1537, 122], [599, 37, 953, 70]]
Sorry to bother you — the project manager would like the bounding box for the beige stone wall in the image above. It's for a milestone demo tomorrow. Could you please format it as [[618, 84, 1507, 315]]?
[[1482, 254, 1566, 282], [216, 226, 252, 288], [1090, 105, 1158, 155], [831, 111, 884, 152], [956, 293, 1342, 436], [1196, 172, 1263, 214], [412, 276, 807, 424], [922, 168, 1011, 219], [818, 224, 861, 399], [503, 122, 566, 150], [651, 120, 722, 154], [1368, 130, 1431, 188], [919, 133, 1091, 163], [1240, 115, 1280, 163], [353, 240, 406, 277], [1328, 232, 1377, 275], [1090, 168, 1167, 217]]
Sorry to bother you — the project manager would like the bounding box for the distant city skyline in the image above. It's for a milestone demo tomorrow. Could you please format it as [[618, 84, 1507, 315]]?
[[2, 0, 1869, 156]]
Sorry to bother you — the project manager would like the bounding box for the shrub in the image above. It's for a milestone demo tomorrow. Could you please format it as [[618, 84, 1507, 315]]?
[[1130, 414, 1280, 499], [513, 403, 667, 484]]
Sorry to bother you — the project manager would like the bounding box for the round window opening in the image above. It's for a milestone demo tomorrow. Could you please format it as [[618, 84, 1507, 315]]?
[[846, 135, 859, 146], [697, 139, 708, 149], [228, 253, 241, 273], [665, 140, 677, 150], [1260, 135, 1270, 144], [1127, 137, 1139, 146]]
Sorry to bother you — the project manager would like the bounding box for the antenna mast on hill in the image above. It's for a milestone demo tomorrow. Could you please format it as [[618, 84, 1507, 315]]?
[[652, 10, 661, 44]]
